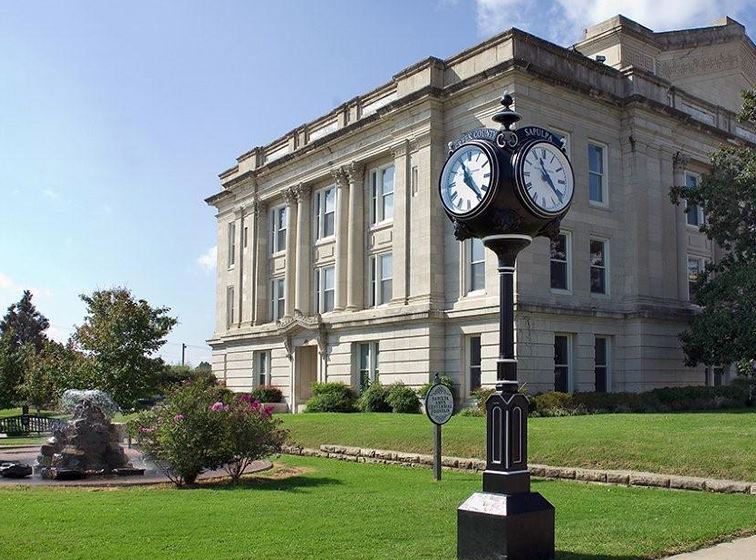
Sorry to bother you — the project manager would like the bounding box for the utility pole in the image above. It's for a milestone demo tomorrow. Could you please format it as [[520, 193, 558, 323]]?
[[181, 343, 186, 366]]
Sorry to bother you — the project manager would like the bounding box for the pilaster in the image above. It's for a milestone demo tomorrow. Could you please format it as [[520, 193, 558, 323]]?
[[294, 183, 312, 314], [283, 187, 298, 317], [331, 168, 349, 311], [673, 151, 690, 302], [252, 198, 267, 326], [345, 162, 365, 311], [390, 140, 413, 305]]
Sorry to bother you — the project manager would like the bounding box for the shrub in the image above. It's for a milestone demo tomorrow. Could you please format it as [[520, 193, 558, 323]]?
[[129, 381, 286, 486], [471, 387, 496, 415], [458, 406, 485, 417], [531, 391, 572, 415], [249, 385, 283, 403], [417, 374, 457, 401], [386, 383, 421, 414], [358, 382, 391, 412], [305, 382, 357, 413], [129, 382, 231, 486], [157, 365, 218, 392], [221, 394, 288, 483]]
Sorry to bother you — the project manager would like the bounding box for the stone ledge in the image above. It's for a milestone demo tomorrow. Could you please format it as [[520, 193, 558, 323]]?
[[281, 444, 755, 495]]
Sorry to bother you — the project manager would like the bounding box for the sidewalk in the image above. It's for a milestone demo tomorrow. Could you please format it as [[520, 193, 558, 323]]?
[[663, 535, 756, 559]]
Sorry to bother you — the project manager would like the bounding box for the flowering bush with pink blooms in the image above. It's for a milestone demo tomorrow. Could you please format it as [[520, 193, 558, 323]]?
[[129, 380, 286, 486]]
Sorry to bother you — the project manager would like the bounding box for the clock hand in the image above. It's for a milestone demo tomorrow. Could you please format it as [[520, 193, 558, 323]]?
[[459, 161, 483, 200], [538, 157, 563, 202]]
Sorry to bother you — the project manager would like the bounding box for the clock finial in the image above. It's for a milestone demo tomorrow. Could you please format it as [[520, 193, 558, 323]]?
[[492, 90, 521, 131]]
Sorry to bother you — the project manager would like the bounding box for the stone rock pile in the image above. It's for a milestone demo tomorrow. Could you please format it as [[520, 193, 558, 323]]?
[[35, 398, 137, 480]]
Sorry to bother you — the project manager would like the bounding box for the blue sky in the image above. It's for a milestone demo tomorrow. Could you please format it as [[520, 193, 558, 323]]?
[[1, 1, 753, 365]]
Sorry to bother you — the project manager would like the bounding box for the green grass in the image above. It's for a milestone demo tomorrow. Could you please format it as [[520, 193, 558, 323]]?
[[282, 411, 756, 481], [0, 456, 753, 560]]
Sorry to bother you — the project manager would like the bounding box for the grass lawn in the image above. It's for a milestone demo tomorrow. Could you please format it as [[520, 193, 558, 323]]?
[[0, 456, 754, 560], [282, 411, 756, 481]]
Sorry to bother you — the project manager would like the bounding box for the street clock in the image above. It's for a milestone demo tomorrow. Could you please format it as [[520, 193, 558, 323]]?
[[438, 93, 574, 241]]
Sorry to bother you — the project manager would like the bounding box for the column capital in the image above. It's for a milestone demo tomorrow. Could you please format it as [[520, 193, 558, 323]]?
[[331, 167, 348, 188], [673, 151, 690, 172], [344, 161, 364, 185], [293, 182, 311, 202], [390, 139, 416, 158], [283, 186, 297, 205]]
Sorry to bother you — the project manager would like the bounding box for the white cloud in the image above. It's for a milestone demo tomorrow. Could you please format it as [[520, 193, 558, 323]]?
[[476, 0, 752, 44], [42, 188, 61, 200], [0, 272, 52, 301], [47, 325, 71, 344], [196, 246, 217, 273]]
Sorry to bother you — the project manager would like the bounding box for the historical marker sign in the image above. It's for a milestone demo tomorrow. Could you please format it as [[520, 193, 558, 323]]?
[[426, 383, 454, 426]]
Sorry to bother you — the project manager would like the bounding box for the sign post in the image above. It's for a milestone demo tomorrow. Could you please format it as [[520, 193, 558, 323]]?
[[425, 373, 454, 481]]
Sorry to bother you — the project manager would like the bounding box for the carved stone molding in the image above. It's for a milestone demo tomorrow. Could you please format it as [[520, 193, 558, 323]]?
[[282, 186, 297, 205], [331, 167, 348, 188], [344, 161, 364, 185], [316, 323, 329, 360], [293, 182, 311, 202], [673, 151, 690, 171], [283, 335, 293, 361]]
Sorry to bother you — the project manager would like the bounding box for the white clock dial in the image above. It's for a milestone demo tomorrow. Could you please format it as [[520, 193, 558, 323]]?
[[440, 145, 493, 215], [520, 141, 573, 215]]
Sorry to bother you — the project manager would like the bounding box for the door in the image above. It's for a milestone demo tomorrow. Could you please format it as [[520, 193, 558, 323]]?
[[295, 346, 318, 412]]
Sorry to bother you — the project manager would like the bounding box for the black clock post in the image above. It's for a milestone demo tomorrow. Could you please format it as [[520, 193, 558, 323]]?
[[438, 94, 574, 560]]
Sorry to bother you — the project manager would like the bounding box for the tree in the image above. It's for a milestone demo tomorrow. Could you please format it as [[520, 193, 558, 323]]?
[[73, 288, 177, 408], [670, 89, 756, 369], [0, 332, 33, 409], [0, 290, 49, 352]]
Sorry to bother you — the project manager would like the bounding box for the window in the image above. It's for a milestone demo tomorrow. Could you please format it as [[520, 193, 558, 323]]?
[[371, 165, 394, 224], [554, 334, 571, 392], [315, 266, 335, 313], [685, 173, 705, 227], [687, 256, 706, 301], [468, 335, 482, 392], [314, 187, 336, 240], [271, 205, 287, 253], [594, 336, 609, 392], [467, 238, 486, 293], [550, 232, 571, 291], [271, 277, 285, 321], [243, 226, 248, 248], [256, 351, 270, 386], [226, 286, 235, 328], [370, 253, 392, 306], [588, 142, 606, 204], [358, 342, 380, 391], [228, 222, 236, 267], [590, 239, 608, 294]]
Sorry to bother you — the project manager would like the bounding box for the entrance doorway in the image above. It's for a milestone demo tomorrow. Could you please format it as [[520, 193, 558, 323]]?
[[295, 346, 318, 412]]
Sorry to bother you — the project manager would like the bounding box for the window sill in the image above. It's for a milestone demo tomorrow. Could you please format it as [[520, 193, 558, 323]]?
[[369, 220, 393, 232], [464, 290, 486, 298], [270, 250, 286, 258], [590, 292, 610, 298], [588, 201, 610, 211], [314, 236, 336, 247], [550, 288, 572, 296]]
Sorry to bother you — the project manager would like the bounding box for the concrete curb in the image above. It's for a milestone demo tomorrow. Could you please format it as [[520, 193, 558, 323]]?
[[282, 444, 756, 495]]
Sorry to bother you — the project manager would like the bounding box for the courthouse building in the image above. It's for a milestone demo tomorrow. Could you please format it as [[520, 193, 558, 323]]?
[[206, 15, 756, 411]]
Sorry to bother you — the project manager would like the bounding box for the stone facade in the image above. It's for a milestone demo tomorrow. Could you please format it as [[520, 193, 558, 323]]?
[[206, 16, 756, 411]]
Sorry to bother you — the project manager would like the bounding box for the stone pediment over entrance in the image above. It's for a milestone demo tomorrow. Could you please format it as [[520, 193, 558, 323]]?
[[275, 310, 322, 335]]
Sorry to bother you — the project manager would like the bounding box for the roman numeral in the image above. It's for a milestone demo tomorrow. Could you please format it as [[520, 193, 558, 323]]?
[[450, 191, 458, 200]]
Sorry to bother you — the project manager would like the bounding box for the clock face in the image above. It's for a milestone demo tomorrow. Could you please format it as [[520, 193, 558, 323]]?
[[440, 143, 495, 216], [518, 141, 574, 216]]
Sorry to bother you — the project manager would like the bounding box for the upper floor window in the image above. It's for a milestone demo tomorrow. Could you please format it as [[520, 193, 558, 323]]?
[[687, 256, 707, 301], [271, 205, 287, 253], [314, 187, 336, 240], [588, 142, 607, 205], [228, 222, 236, 267], [590, 238, 608, 295], [226, 286, 235, 328], [271, 277, 285, 321], [371, 165, 394, 224], [550, 232, 571, 292], [315, 266, 335, 313], [685, 173, 705, 227], [370, 252, 392, 306], [467, 238, 486, 294]]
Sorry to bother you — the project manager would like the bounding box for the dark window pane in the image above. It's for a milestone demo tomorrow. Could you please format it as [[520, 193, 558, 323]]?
[[595, 367, 607, 392], [471, 262, 485, 291], [554, 367, 568, 392], [550, 235, 566, 260], [470, 336, 481, 365], [324, 213, 334, 237], [591, 268, 605, 293], [551, 262, 567, 290], [588, 144, 603, 173], [595, 338, 607, 365], [589, 174, 603, 202], [554, 336, 568, 364], [590, 240, 605, 266]]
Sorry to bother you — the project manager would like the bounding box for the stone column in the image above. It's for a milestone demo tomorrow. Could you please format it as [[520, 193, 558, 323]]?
[[283, 187, 298, 317], [235, 206, 245, 327], [331, 168, 349, 311], [345, 162, 365, 311], [673, 152, 689, 302], [294, 183, 311, 315], [391, 140, 412, 305], [250, 198, 265, 325]]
